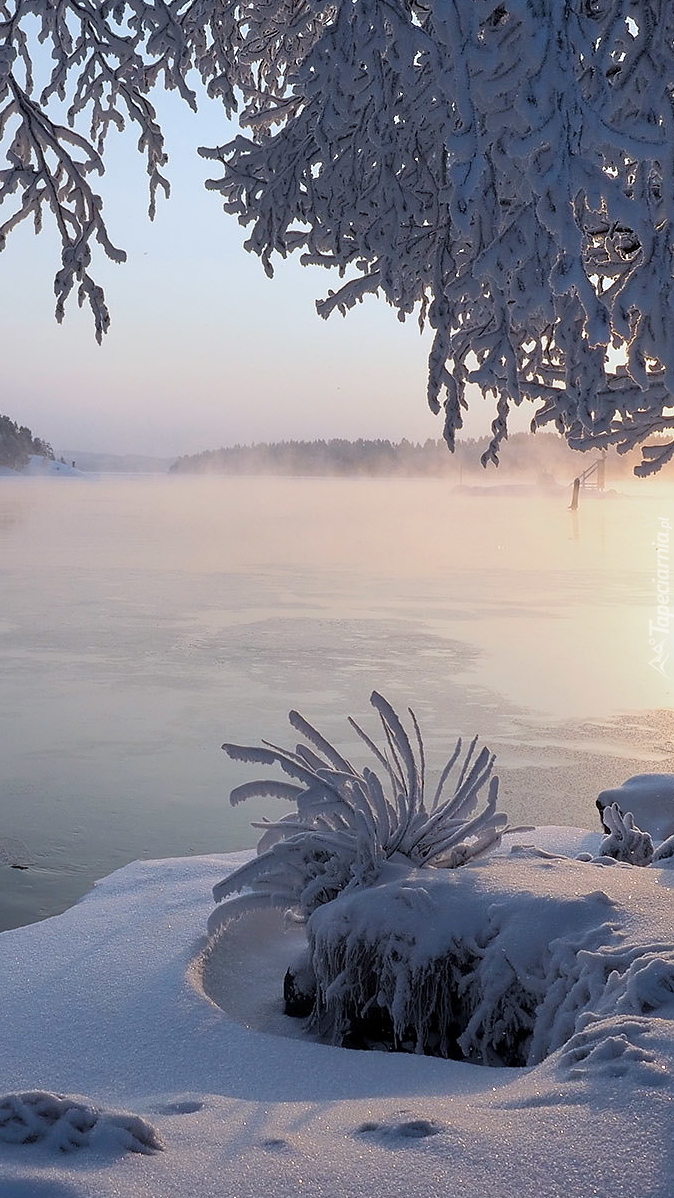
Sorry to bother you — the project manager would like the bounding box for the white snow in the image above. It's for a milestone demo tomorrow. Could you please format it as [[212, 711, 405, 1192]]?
[[2, 829, 674, 1197], [22, 456, 87, 477], [597, 775, 674, 843], [0, 456, 88, 477]]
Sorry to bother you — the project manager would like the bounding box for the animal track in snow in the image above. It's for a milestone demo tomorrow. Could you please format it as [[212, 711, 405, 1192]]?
[[355, 1114, 443, 1140]]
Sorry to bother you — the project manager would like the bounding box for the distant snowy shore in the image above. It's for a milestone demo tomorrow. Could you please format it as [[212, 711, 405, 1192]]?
[[0, 454, 88, 477], [1, 829, 674, 1198]]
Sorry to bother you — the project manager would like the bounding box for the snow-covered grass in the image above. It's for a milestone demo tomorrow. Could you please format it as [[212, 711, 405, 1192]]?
[[2, 823, 674, 1197], [206, 698, 674, 1077], [210, 692, 508, 935]]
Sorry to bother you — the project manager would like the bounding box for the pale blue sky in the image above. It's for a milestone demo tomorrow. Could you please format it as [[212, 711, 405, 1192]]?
[[1, 86, 508, 460]]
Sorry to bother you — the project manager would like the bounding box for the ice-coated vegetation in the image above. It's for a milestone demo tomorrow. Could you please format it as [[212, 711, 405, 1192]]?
[[2, 2, 674, 467], [594, 776, 674, 865], [206, 753, 674, 1069], [305, 855, 674, 1070], [295, 780, 674, 1063], [208, 692, 507, 936], [597, 803, 655, 866]]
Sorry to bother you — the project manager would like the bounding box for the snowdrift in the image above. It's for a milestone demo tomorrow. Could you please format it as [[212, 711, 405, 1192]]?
[[1, 837, 674, 1198]]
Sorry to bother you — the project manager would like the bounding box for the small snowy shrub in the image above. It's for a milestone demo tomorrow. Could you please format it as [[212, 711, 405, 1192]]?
[[209, 692, 507, 936], [599, 804, 654, 867]]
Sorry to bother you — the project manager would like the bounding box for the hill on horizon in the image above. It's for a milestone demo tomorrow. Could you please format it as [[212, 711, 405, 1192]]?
[[168, 432, 648, 481]]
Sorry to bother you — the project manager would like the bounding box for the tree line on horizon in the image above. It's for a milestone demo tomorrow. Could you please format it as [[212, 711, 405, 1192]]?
[[169, 433, 654, 482], [0, 415, 54, 471]]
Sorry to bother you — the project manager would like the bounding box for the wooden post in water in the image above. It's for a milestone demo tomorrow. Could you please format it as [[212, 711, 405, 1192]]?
[[569, 477, 580, 511]]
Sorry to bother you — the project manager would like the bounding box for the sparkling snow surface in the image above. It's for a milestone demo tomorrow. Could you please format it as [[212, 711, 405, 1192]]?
[[2, 833, 674, 1197]]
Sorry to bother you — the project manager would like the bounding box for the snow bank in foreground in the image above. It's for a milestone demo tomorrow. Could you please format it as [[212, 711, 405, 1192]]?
[[1, 835, 674, 1198], [304, 852, 674, 1072]]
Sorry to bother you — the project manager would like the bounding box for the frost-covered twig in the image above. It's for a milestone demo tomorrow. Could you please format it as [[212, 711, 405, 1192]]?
[[208, 692, 507, 936], [599, 803, 654, 867]]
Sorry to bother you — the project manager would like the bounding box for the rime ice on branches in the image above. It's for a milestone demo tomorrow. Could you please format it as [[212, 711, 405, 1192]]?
[[202, 0, 674, 472], [208, 690, 507, 936], [3, 1, 674, 469]]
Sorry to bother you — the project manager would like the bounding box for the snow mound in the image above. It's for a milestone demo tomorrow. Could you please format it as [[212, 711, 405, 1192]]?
[[3, 848, 674, 1198], [203, 844, 674, 1083], [305, 855, 674, 1073], [597, 774, 674, 843], [0, 1091, 163, 1154], [22, 456, 87, 477], [355, 1114, 444, 1140]]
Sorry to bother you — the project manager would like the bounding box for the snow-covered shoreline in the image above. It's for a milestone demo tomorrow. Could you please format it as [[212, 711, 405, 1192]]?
[[1, 832, 674, 1197], [0, 456, 88, 478]]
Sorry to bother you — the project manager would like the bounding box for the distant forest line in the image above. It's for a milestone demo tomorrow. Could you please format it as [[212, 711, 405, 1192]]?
[[169, 433, 654, 481]]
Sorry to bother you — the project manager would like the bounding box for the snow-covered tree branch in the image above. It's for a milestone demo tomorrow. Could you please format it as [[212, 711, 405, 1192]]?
[[2, 1, 674, 469]]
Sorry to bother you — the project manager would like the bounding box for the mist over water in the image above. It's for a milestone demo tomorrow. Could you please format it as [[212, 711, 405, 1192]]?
[[1, 473, 672, 930]]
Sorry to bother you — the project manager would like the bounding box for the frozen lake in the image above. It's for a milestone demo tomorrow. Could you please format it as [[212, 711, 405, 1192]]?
[[0, 473, 672, 930]]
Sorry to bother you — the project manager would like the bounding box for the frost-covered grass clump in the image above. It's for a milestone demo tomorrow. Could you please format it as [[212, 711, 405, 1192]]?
[[208, 692, 507, 936], [207, 702, 674, 1070]]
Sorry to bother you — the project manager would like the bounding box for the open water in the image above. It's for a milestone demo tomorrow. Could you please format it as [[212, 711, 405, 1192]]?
[[1, 473, 672, 930]]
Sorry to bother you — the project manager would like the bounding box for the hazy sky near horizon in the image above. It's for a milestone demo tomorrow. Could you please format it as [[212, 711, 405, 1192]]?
[[1, 84, 524, 460]]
